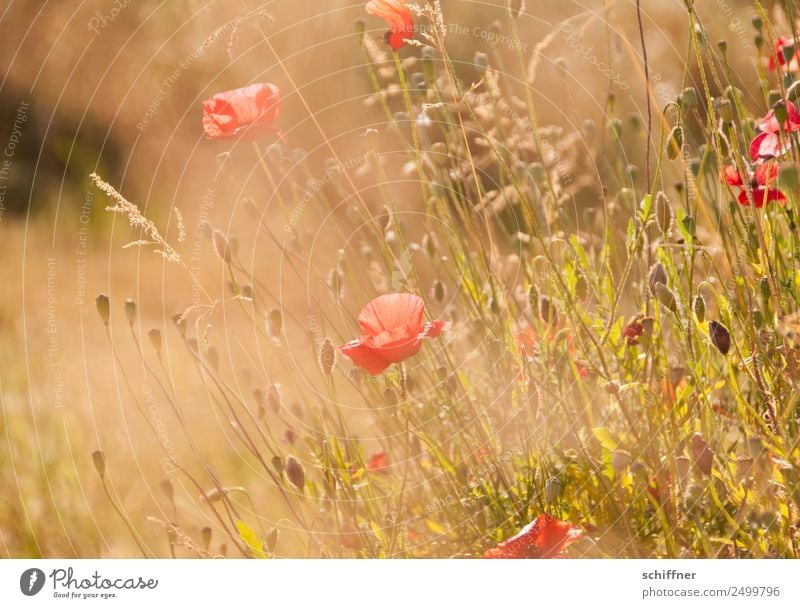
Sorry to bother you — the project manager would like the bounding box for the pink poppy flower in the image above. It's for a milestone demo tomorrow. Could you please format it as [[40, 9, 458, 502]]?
[[202, 83, 281, 140], [483, 514, 583, 559], [749, 100, 800, 160], [722, 163, 786, 208], [339, 293, 448, 375], [366, 0, 414, 50]]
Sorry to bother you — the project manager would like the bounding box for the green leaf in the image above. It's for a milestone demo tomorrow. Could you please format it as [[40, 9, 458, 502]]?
[[236, 520, 266, 559]]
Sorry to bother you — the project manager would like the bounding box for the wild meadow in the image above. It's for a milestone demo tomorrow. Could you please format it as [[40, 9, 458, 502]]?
[[2, 0, 800, 559]]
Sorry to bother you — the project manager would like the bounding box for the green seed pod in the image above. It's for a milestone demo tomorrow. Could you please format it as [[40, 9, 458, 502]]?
[[708, 320, 731, 355], [751, 16, 762, 32], [693, 294, 706, 323], [717, 40, 728, 55]]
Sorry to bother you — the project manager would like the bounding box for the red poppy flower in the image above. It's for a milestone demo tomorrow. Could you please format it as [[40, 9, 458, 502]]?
[[339, 293, 448, 375], [622, 320, 644, 346], [483, 514, 582, 559], [749, 101, 800, 160], [516, 325, 537, 357], [366, 0, 414, 51], [769, 36, 800, 72], [367, 451, 389, 473], [202, 83, 281, 140], [722, 163, 786, 208]]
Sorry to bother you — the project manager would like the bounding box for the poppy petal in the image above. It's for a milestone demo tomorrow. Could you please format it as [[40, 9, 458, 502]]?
[[358, 293, 425, 337], [338, 340, 391, 375]]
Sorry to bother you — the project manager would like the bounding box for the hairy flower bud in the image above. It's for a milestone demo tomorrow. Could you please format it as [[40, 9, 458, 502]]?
[[648, 262, 667, 296], [95, 294, 110, 327], [285, 455, 305, 490], [708, 320, 731, 355]]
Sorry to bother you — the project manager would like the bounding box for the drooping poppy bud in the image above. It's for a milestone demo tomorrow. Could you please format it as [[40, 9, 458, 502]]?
[[708, 320, 731, 355]]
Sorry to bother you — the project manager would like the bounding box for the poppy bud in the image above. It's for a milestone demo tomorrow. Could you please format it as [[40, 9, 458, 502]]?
[[717, 39, 727, 55], [778, 162, 800, 192], [612, 449, 632, 474], [432, 279, 446, 303], [774, 100, 789, 125], [667, 126, 683, 160], [422, 45, 436, 67], [148, 328, 162, 355], [527, 283, 538, 311], [759, 277, 771, 302], [656, 283, 678, 313], [715, 99, 733, 125], [205, 345, 218, 370], [693, 295, 706, 323], [675, 455, 691, 481], [767, 90, 782, 109], [574, 273, 588, 300], [683, 216, 697, 240], [508, 0, 524, 18], [648, 262, 667, 296], [268, 384, 281, 413], [690, 433, 714, 475], [319, 338, 336, 375], [201, 527, 212, 551], [265, 527, 279, 552], [754, 33, 764, 50], [172, 312, 186, 338], [91, 450, 106, 479], [680, 87, 699, 108], [747, 435, 765, 459], [421, 232, 438, 258], [609, 117, 623, 140], [655, 191, 672, 234], [708, 320, 731, 355], [544, 477, 562, 503], [160, 479, 174, 503], [95, 294, 110, 327], [124, 298, 136, 326], [474, 51, 489, 73], [384, 387, 398, 407], [684, 483, 704, 510], [751, 16, 762, 32], [430, 142, 448, 165], [268, 308, 282, 338], [538, 295, 558, 325], [212, 229, 231, 263], [285, 455, 305, 490]]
